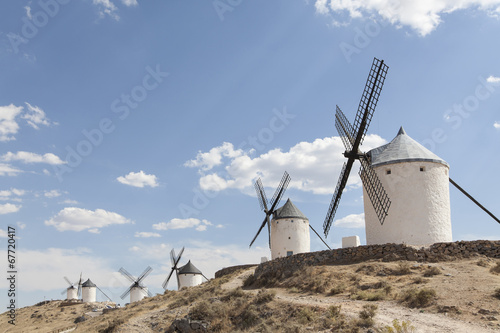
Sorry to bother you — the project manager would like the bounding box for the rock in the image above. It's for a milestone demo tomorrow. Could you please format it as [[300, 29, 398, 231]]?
[[74, 316, 87, 324], [167, 318, 208, 332]]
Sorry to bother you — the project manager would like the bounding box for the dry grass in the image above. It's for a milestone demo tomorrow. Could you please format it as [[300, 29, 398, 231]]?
[[423, 266, 441, 277], [490, 262, 500, 274], [400, 288, 437, 308]]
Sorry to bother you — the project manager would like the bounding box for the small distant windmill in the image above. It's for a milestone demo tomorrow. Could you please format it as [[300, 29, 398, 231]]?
[[163, 247, 208, 290], [119, 266, 153, 303], [323, 57, 390, 237], [81, 278, 113, 303], [61, 273, 83, 300], [250, 171, 290, 248]]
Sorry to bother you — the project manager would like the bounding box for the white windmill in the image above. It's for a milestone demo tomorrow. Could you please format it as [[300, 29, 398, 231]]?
[[250, 172, 330, 260], [162, 247, 208, 290], [61, 273, 83, 300], [119, 266, 153, 303], [323, 57, 500, 246]]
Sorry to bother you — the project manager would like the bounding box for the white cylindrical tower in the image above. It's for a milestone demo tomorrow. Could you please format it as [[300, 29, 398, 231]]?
[[66, 286, 78, 300], [82, 279, 97, 303], [270, 199, 310, 260], [130, 285, 148, 303], [177, 261, 203, 289], [364, 127, 452, 246]]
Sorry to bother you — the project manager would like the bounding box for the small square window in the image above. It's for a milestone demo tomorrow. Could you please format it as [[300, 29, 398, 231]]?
[[386, 169, 391, 175], [420, 167, 425, 172], [286, 251, 293, 256]]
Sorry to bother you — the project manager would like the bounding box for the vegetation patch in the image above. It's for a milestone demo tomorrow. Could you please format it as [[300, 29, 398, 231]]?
[[490, 262, 500, 274], [400, 288, 437, 308], [423, 266, 441, 277]]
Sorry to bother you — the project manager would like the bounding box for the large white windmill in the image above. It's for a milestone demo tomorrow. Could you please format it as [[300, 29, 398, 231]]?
[[323, 57, 500, 246], [119, 266, 153, 303]]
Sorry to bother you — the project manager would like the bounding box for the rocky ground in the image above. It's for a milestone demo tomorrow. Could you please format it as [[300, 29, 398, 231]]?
[[1, 256, 500, 332]]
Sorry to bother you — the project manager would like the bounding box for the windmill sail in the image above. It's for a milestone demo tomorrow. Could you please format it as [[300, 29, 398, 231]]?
[[323, 57, 390, 237]]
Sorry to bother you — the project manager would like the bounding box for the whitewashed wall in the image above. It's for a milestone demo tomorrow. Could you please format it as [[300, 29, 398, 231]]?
[[271, 217, 310, 259]]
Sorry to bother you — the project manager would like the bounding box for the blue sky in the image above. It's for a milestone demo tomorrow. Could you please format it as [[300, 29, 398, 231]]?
[[1, 0, 500, 307]]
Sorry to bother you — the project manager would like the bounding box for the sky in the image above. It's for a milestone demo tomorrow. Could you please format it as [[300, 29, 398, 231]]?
[[0, 0, 499, 308]]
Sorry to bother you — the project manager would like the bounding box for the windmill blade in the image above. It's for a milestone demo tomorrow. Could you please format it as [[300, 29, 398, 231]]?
[[120, 285, 133, 300], [139, 284, 153, 298], [64, 276, 73, 287], [254, 178, 269, 211], [137, 266, 153, 284], [177, 247, 185, 263], [96, 285, 113, 302], [335, 105, 355, 151], [269, 171, 291, 212], [170, 248, 176, 266], [249, 216, 268, 248], [449, 178, 500, 224], [323, 158, 355, 236], [309, 225, 331, 250], [352, 58, 389, 147], [118, 267, 137, 284], [162, 267, 176, 289], [359, 155, 391, 225], [77, 272, 82, 298], [61, 289, 67, 295]]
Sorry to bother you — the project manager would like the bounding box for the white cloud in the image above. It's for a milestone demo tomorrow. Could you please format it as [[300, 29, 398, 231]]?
[[186, 135, 386, 196], [44, 189, 62, 198], [117, 170, 159, 188], [25, 5, 32, 19], [59, 199, 79, 205], [1, 151, 65, 165], [21, 103, 55, 129], [44, 207, 133, 232], [487, 75, 500, 83], [122, 0, 138, 6], [93, 0, 120, 20], [334, 213, 365, 228], [135, 231, 161, 238], [0, 104, 23, 142], [0, 188, 25, 200], [153, 218, 212, 231], [0, 203, 22, 214], [494, 121, 500, 129], [315, 0, 500, 36], [0, 163, 22, 176]]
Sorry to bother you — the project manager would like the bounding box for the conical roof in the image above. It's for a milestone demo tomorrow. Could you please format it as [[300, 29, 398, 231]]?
[[367, 127, 448, 167], [178, 260, 202, 275], [82, 279, 96, 288], [273, 198, 308, 220]]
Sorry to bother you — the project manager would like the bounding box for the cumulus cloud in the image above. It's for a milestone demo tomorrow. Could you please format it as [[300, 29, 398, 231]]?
[[0, 163, 22, 176], [134, 231, 161, 238], [0, 203, 22, 214], [185, 135, 386, 195], [45, 207, 133, 232], [122, 0, 138, 6], [487, 75, 500, 83], [44, 189, 62, 198], [334, 213, 365, 228], [22, 103, 55, 129], [117, 170, 159, 188], [0, 104, 23, 142], [1, 151, 65, 165], [315, 0, 500, 36], [494, 121, 500, 129], [93, 0, 120, 20], [153, 218, 213, 231]]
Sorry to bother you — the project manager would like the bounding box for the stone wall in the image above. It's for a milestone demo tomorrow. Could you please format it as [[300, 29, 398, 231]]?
[[253, 240, 499, 281], [215, 264, 257, 279]]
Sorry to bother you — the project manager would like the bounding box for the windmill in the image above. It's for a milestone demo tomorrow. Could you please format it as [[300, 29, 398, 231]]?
[[119, 266, 153, 303], [323, 57, 390, 237], [162, 247, 184, 290], [250, 171, 291, 248], [61, 273, 83, 300], [81, 278, 113, 303]]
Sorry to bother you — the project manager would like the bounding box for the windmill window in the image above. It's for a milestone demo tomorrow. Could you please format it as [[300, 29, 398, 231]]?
[[287, 251, 293, 256], [288, 236, 291, 239], [420, 166, 425, 172], [386, 169, 391, 175]]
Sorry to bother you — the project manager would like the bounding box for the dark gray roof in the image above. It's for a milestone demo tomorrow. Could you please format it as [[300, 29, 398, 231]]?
[[368, 127, 448, 167], [273, 199, 308, 220], [82, 279, 96, 288], [178, 260, 202, 275]]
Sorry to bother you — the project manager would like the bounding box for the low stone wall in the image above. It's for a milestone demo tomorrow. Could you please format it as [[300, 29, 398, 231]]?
[[253, 240, 500, 281], [215, 264, 257, 279]]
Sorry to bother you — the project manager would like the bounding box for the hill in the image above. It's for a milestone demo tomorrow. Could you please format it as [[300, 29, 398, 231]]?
[[2, 255, 500, 332]]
